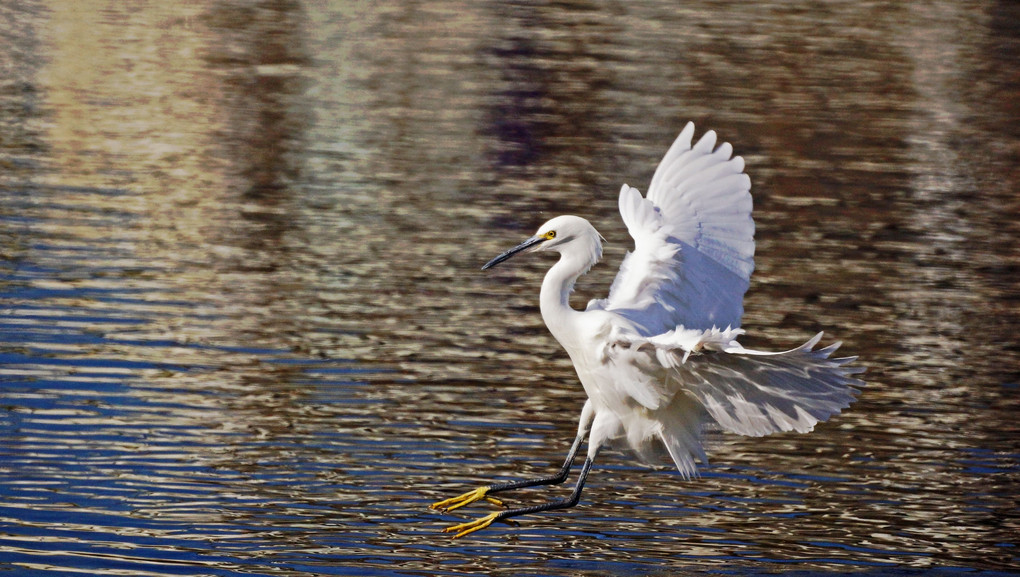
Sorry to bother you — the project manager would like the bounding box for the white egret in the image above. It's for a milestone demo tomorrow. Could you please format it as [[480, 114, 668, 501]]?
[[432, 122, 864, 538]]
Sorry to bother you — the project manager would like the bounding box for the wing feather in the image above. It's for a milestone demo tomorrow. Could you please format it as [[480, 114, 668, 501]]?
[[613, 329, 865, 437], [600, 328, 862, 476], [646, 122, 696, 195], [679, 342, 864, 437], [592, 122, 754, 335]]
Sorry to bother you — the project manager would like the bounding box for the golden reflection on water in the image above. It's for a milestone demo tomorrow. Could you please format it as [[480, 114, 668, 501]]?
[[0, 0, 1017, 575]]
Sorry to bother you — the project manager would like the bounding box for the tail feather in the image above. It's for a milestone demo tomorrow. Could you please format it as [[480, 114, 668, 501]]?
[[656, 393, 709, 479]]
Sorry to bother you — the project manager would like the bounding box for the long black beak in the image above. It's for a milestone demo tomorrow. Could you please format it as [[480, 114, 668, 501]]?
[[482, 235, 545, 270]]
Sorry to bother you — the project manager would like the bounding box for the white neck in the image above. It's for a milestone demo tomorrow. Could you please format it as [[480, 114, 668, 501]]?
[[539, 252, 587, 347]]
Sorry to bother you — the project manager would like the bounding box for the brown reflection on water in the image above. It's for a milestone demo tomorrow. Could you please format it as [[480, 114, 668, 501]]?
[[206, 1, 310, 201], [32, 0, 325, 350]]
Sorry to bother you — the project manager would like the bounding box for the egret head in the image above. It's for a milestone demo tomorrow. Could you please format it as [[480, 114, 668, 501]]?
[[482, 215, 604, 270]]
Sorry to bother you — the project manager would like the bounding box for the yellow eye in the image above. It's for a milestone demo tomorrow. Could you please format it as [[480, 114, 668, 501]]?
[[544, 231, 556, 240]]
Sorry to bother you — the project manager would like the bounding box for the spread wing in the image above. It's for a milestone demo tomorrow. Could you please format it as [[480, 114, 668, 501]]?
[[601, 329, 864, 474], [589, 122, 754, 335], [675, 335, 864, 437]]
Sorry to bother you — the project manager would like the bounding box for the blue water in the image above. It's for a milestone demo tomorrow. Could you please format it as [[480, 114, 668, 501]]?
[[2, 0, 1018, 575]]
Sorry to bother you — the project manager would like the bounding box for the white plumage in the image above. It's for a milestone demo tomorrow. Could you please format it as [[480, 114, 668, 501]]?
[[434, 122, 864, 537]]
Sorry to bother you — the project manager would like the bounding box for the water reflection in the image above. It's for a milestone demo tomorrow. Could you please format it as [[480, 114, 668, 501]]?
[[1, 0, 1018, 575]]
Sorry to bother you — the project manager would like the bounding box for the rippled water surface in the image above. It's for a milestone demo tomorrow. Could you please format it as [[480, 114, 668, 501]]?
[[2, 1, 1018, 575]]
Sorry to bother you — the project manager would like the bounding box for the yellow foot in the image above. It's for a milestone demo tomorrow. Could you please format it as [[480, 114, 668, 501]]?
[[431, 486, 504, 512], [443, 511, 503, 538]]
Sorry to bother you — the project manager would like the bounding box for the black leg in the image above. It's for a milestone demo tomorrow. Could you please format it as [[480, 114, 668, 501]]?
[[431, 431, 585, 513], [432, 400, 596, 519], [487, 430, 585, 493], [443, 455, 597, 538]]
